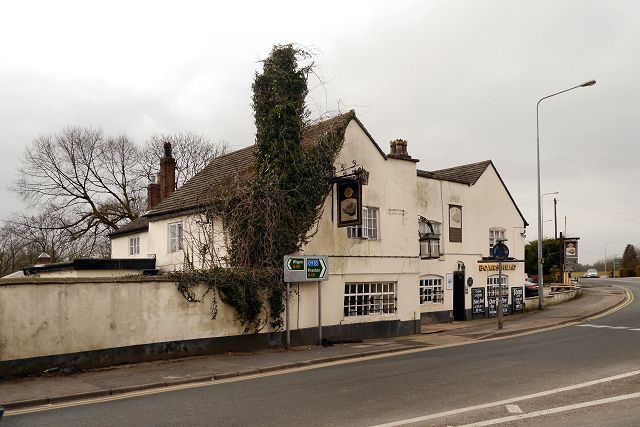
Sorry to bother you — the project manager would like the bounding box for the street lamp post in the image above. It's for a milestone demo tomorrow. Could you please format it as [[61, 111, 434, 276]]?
[[536, 80, 596, 309]]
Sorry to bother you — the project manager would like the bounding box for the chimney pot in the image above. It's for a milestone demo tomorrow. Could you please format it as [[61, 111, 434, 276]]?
[[36, 253, 51, 264], [160, 142, 176, 200], [389, 140, 398, 155], [388, 139, 414, 161]]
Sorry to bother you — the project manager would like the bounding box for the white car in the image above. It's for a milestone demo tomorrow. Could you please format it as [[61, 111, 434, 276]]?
[[584, 269, 599, 278]]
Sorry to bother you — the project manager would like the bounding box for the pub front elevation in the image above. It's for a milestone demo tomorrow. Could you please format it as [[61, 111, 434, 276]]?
[[109, 112, 528, 344]]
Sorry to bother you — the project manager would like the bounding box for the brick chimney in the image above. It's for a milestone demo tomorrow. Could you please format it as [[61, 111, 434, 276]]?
[[387, 139, 418, 162], [147, 174, 161, 210], [146, 142, 176, 210], [160, 141, 176, 200]]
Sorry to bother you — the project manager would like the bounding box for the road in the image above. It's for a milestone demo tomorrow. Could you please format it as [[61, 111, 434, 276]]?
[[5, 278, 640, 426]]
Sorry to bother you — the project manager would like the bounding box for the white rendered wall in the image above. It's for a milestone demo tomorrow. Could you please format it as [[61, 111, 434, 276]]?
[[0, 277, 251, 361], [111, 232, 149, 259], [416, 164, 526, 315]]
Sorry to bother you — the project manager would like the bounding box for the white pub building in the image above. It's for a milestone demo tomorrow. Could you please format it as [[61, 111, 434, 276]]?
[[110, 112, 527, 342]]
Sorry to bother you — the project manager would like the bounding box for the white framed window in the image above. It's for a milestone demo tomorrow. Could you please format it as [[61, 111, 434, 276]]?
[[343, 282, 396, 317], [347, 206, 379, 240], [168, 222, 183, 253], [487, 274, 508, 297], [419, 217, 441, 259], [489, 227, 506, 254], [129, 236, 140, 256], [419, 276, 444, 304]]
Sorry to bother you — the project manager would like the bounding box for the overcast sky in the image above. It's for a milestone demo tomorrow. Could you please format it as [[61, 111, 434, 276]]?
[[1, 0, 638, 264]]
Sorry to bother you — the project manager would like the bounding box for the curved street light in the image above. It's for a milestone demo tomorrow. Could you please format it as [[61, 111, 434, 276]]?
[[536, 80, 596, 309]]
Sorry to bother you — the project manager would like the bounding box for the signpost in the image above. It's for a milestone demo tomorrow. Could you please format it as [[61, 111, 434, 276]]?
[[283, 255, 329, 348], [492, 241, 509, 330], [283, 255, 328, 283]]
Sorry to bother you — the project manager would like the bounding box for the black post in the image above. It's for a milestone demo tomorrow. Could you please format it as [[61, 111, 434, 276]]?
[[560, 232, 565, 284], [554, 198, 558, 240]]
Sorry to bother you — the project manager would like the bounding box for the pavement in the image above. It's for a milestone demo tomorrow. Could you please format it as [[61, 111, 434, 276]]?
[[0, 284, 627, 411]]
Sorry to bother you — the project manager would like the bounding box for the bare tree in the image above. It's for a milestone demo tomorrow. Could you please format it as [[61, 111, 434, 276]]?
[[141, 132, 229, 188], [0, 222, 32, 276], [13, 127, 146, 241], [11, 127, 228, 261]]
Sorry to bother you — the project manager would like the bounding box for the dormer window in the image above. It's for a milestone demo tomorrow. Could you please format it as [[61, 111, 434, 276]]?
[[419, 217, 441, 259]]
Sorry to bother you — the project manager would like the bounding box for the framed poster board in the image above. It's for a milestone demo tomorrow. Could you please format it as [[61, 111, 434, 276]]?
[[488, 295, 509, 318], [512, 286, 524, 312], [471, 287, 485, 317]]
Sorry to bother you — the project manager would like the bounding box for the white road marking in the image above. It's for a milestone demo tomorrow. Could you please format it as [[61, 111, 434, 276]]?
[[576, 324, 631, 329], [370, 369, 640, 427], [456, 391, 640, 426], [505, 404, 522, 414]]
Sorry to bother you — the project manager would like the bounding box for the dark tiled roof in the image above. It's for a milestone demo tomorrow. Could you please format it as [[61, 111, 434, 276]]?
[[417, 160, 492, 185], [417, 160, 528, 226], [108, 216, 149, 237], [147, 145, 257, 219], [146, 112, 355, 219]]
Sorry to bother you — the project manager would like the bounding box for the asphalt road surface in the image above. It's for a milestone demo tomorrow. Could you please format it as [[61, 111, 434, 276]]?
[[5, 278, 640, 427]]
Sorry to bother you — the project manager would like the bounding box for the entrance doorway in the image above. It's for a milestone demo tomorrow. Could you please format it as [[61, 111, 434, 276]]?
[[453, 271, 466, 321]]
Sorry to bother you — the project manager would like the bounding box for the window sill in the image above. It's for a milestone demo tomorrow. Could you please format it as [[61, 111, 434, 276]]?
[[341, 314, 399, 324]]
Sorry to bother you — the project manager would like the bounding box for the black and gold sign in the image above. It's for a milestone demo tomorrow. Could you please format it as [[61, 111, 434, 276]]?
[[336, 179, 362, 228]]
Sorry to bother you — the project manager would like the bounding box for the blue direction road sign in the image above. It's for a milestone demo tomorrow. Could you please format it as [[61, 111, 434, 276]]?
[[306, 258, 327, 280], [283, 255, 329, 282]]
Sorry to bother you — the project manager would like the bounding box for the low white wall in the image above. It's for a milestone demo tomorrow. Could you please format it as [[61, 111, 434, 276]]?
[[0, 277, 250, 361], [1, 271, 420, 362], [524, 288, 581, 311]]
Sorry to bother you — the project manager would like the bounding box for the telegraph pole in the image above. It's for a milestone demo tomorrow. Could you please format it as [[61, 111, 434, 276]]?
[[554, 198, 558, 240]]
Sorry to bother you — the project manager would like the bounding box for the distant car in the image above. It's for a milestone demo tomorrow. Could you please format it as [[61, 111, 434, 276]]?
[[525, 276, 538, 297], [584, 269, 599, 278]]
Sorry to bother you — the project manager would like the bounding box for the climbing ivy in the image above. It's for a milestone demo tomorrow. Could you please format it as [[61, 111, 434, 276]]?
[[173, 44, 350, 332], [171, 266, 283, 332]]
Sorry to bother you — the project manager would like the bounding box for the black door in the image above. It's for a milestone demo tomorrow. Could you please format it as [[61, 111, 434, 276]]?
[[453, 271, 466, 321]]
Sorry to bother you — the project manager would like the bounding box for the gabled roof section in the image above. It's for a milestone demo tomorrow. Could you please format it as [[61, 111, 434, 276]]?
[[146, 145, 256, 219], [417, 160, 528, 226], [146, 111, 358, 219], [108, 216, 149, 238], [417, 160, 492, 185]]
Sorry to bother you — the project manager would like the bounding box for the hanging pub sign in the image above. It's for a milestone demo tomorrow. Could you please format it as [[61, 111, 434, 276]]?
[[564, 237, 580, 272], [336, 179, 362, 228]]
